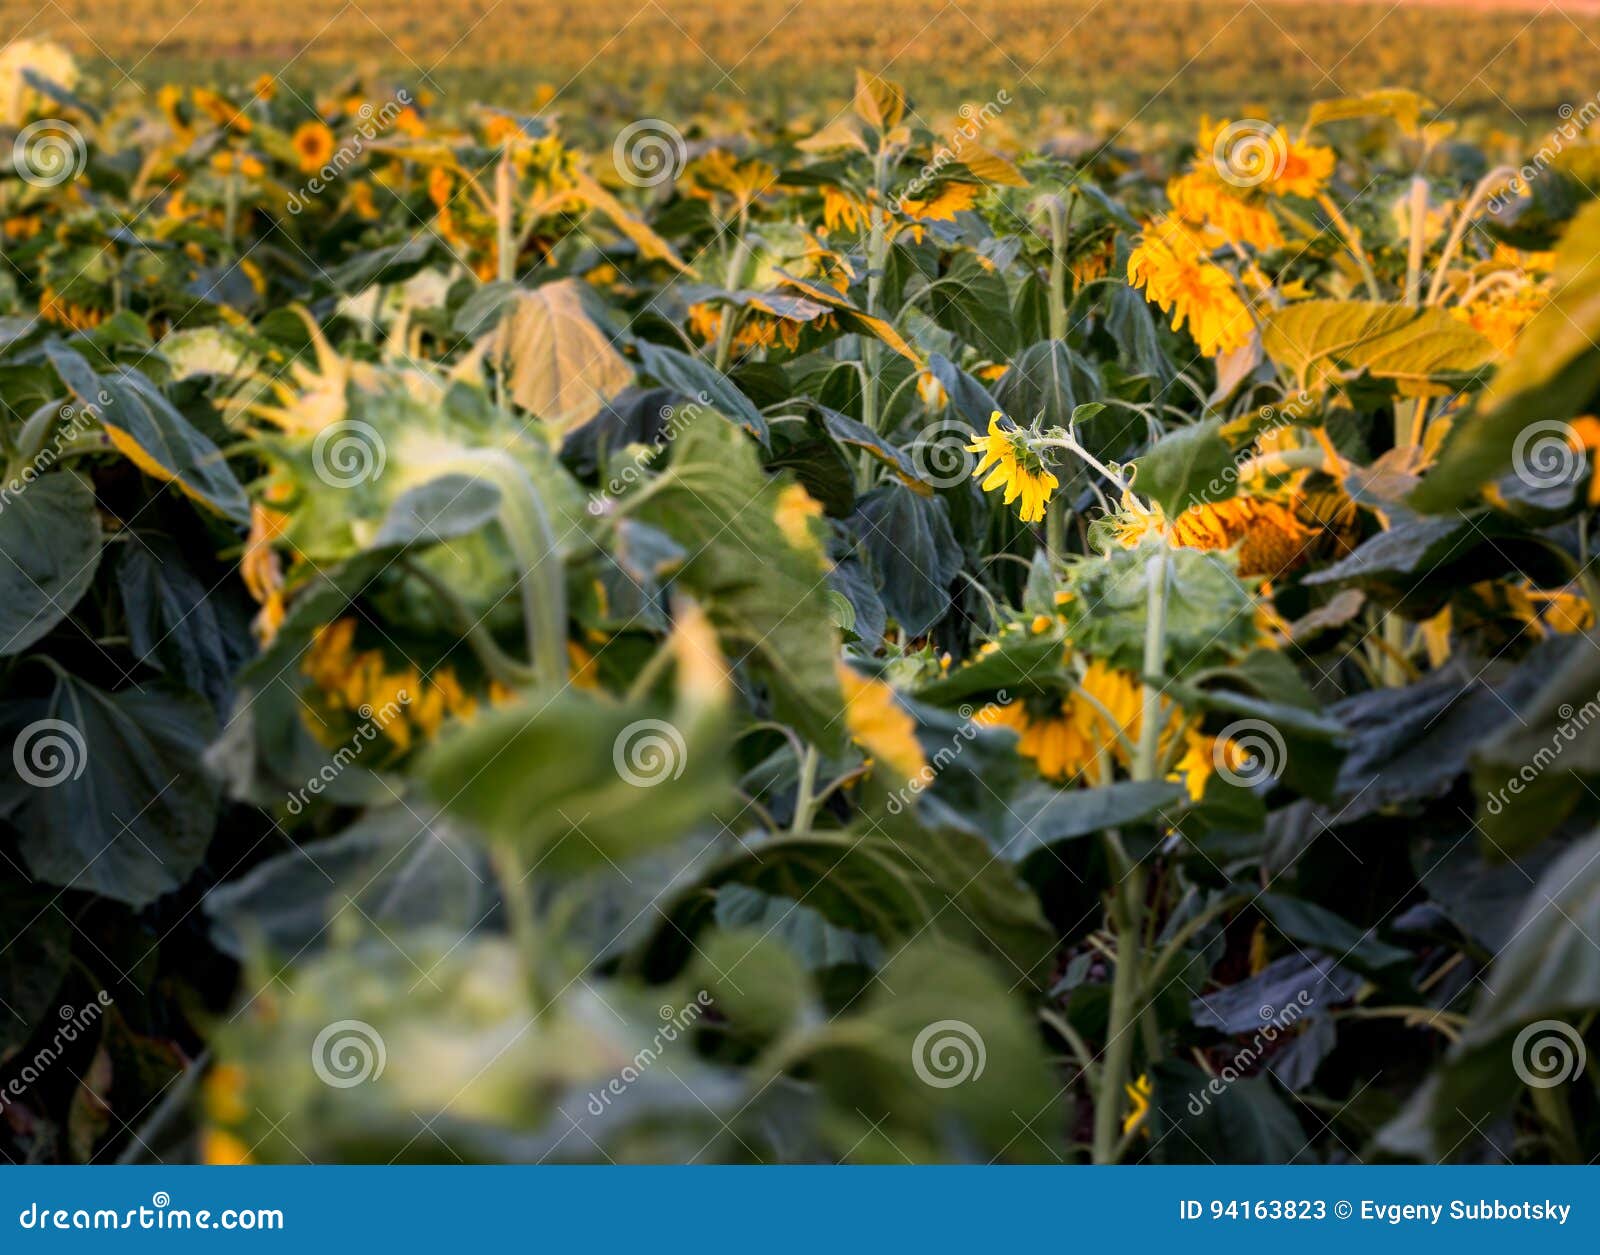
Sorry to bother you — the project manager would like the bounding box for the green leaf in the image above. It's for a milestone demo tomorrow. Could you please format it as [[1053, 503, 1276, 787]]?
[[421, 691, 730, 874], [0, 471, 101, 655], [850, 483, 961, 635], [625, 336, 769, 443], [1151, 1060, 1308, 1164], [1256, 891, 1410, 975], [0, 880, 72, 1052], [205, 802, 491, 960], [1132, 415, 1236, 513], [0, 677, 220, 907], [994, 339, 1100, 429], [116, 535, 253, 713], [630, 410, 846, 748], [373, 474, 504, 548], [660, 821, 1057, 988], [46, 343, 250, 523], [1378, 828, 1600, 1160], [1001, 779, 1189, 861], [924, 253, 1016, 358]]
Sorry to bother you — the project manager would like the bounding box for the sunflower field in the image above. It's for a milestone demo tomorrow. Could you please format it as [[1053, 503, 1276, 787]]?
[[3, 33, 1600, 1169]]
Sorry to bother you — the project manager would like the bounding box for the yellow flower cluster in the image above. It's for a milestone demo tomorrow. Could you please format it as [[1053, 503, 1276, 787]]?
[[975, 661, 1230, 799], [301, 619, 505, 751], [37, 284, 106, 332], [1127, 218, 1253, 358]]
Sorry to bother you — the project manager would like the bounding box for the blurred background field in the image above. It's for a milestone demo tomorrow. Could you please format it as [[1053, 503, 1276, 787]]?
[[9, 0, 1600, 132]]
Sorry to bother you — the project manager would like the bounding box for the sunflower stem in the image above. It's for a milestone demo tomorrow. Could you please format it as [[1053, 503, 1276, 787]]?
[[1093, 549, 1169, 1163]]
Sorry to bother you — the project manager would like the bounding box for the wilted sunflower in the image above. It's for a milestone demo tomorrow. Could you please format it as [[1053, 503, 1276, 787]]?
[[1127, 217, 1253, 358], [1112, 491, 1313, 579], [968, 412, 1058, 524]]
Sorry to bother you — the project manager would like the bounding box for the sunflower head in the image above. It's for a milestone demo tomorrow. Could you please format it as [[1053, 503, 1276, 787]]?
[[967, 412, 1058, 524]]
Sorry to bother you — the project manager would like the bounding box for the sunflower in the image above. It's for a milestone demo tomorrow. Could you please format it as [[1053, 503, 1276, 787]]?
[[968, 412, 1058, 524], [292, 120, 337, 173], [837, 663, 928, 785], [1166, 170, 1282, 250], [1112, 491, 1313, 578], [1127, 218, 1253, 358]]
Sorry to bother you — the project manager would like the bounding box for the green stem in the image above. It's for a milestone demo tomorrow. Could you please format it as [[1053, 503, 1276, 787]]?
[[490, 844, 544, 1003], [1093, 550, 1170, 1163], [432, 450, 567, 688], [790, 744, 820, 834], [1046, 194, 1069, 342]]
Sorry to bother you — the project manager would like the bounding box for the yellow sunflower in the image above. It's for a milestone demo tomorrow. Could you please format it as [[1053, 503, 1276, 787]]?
[[293, 120, 337, 174], [968, 412, 1059, 524], [1127, 218, 1253, 358]]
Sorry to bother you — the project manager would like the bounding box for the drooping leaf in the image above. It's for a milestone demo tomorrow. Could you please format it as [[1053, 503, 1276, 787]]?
[[491, 280, 634, 429], [0, 470, 101, 656], [0, 676, 220, 907], [1260, 300, 1493, 397]]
